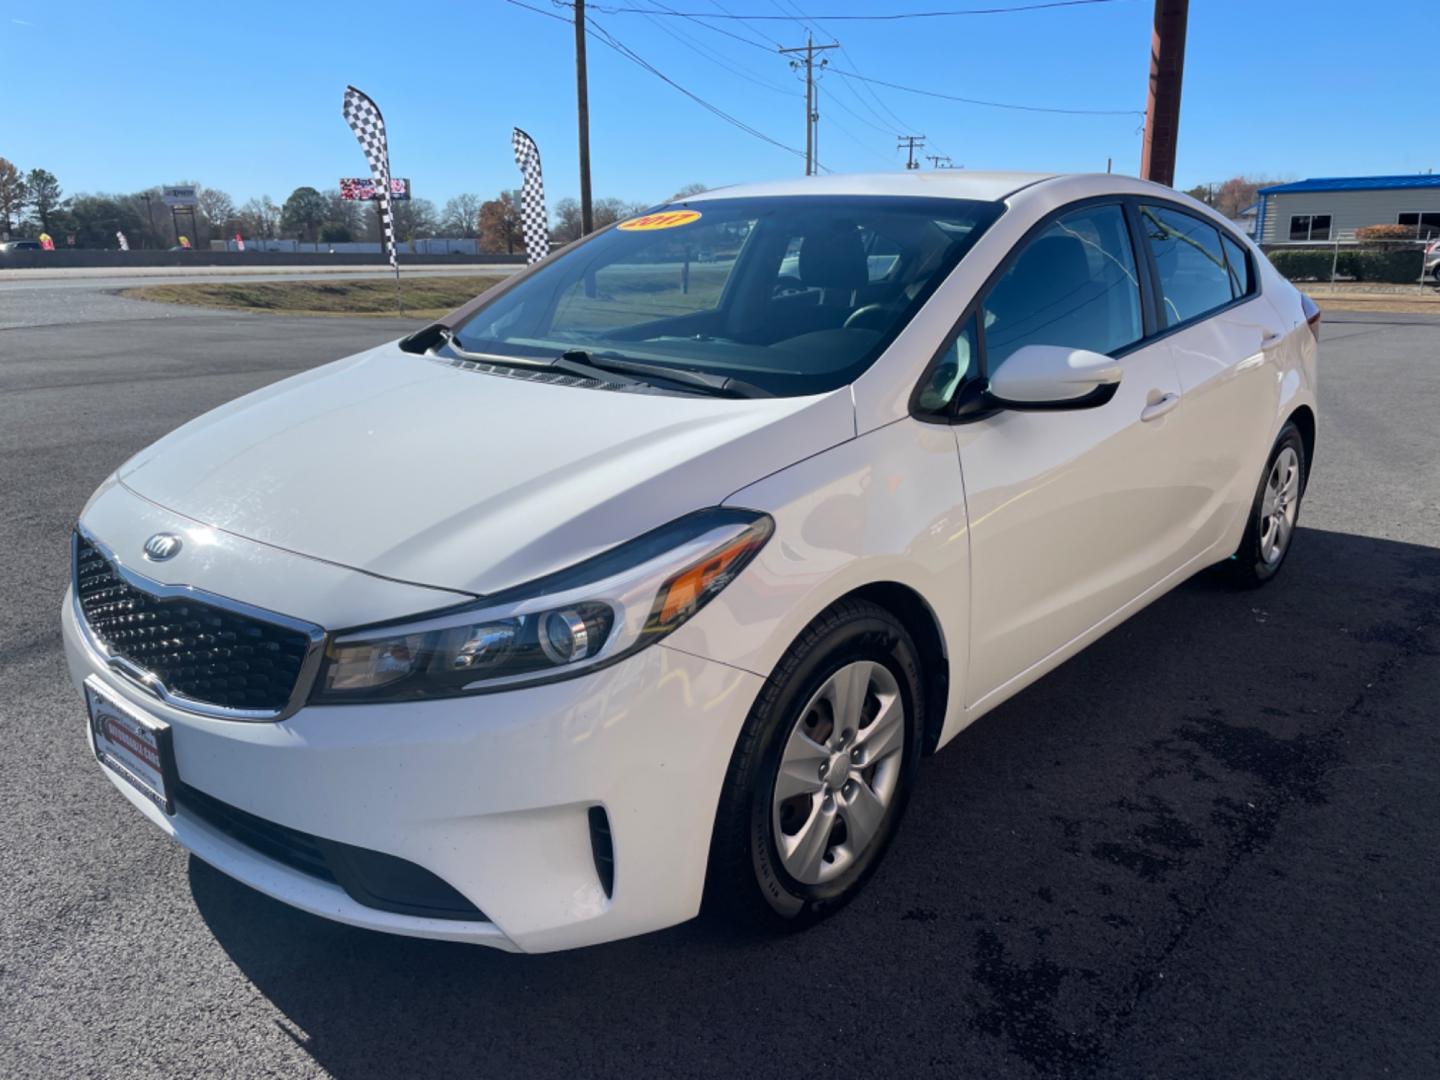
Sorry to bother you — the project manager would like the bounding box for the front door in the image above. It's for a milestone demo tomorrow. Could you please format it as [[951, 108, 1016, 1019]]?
[[953, 201, 1194, 707]]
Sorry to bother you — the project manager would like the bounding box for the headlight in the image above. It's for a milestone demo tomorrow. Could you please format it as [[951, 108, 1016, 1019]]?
[[310, 508, 772, 704]]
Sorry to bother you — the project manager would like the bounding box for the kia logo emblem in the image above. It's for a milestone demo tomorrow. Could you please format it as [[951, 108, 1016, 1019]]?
[[143, 533, 182, 562]]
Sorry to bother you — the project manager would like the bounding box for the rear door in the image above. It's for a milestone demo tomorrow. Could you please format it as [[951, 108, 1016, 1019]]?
[[950, 200, 1193, 707], [1136, 204, 1283, 562]]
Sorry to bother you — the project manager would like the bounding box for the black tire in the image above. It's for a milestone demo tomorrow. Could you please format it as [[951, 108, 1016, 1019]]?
[[704, 598, 925, 931], [1225, 422, 1307, 588]]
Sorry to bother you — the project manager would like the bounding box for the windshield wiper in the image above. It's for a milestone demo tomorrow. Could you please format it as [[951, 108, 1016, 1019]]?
[[428, 329, 769, 398], [555, 349, 771, 399]]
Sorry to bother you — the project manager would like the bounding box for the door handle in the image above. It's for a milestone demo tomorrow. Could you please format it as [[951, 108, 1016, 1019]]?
[[1140, 392, 1180, 422], [1261, 329, 1282, 346]]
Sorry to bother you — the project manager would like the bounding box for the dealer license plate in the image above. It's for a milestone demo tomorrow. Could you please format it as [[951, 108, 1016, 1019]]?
[[86, 680, 176, 815]]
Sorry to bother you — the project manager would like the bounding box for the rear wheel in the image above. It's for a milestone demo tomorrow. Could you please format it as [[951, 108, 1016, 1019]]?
[[705, 599, 924, 930], [1226, 422, 1306, 588]]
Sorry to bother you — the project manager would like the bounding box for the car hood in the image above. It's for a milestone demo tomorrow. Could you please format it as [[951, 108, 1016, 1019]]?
[[118, 343, 854, 596]]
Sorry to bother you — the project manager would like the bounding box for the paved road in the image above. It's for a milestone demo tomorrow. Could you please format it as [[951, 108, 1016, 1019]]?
[[0, 264, 519, 286], [2, 290, 1438, 1079]]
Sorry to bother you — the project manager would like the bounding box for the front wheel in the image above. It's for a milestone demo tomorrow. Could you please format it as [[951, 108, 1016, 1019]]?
[[1226, 422, 1306, 588], [705, 599, 924, 930]]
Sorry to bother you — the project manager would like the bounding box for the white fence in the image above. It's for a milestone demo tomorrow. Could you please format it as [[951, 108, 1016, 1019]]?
[[217, 238, 488, 255]]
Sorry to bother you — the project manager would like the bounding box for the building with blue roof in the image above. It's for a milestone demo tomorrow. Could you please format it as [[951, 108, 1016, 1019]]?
[[1255, 174, 1440, 246]]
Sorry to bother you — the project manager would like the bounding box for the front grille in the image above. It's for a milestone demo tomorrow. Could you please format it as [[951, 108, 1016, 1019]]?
[[74, 533, 312, 713]]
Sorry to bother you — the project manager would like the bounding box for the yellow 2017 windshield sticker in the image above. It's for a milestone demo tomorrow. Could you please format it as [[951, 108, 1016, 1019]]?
[[618, 209, 702, 232]]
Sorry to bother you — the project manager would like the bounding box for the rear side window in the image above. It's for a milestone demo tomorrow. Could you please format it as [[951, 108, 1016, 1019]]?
[[1221, 234, 1253, 298], [1141, 205, 1234, 326], [982, 203, 1143, 372]]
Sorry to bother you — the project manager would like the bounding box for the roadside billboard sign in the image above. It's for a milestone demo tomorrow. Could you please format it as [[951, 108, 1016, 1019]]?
[[161, 185, 198, 208], [339, 177, 411, 202]]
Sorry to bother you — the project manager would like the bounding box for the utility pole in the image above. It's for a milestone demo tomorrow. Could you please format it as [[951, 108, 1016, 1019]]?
[[925, 154, 954, 169], [1140, 0, 1189, 187], [779, 34, 837, 176], [574, 0, 594, 234], [897, 135, 926, 170], [140, 192, 158, 249]]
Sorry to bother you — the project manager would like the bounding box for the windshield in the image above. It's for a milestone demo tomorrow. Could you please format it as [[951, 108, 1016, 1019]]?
[[450, 195, 1003, 397]]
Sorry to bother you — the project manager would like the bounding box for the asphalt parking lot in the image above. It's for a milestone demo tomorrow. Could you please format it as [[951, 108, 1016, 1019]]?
[[1, 284, 1438, 1079]]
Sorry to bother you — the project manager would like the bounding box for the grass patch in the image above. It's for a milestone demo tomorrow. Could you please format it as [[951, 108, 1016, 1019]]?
[[1309, 289, 1440, 315], [120, 275, 506, 319]]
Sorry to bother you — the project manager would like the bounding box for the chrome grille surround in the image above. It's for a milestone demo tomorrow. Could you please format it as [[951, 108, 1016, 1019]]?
[[71, 526, 326, 721]]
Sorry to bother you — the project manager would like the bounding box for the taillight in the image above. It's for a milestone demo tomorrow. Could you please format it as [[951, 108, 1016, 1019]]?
[[1300, 293, 1322, 339]]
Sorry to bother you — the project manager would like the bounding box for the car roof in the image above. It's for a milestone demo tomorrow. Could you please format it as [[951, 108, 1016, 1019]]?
[[679, 170, 1190, 208], [682, 171, 1058, 204]]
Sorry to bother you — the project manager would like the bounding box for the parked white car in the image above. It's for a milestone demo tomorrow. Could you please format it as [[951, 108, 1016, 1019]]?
[[64, 171, 1319, 952]]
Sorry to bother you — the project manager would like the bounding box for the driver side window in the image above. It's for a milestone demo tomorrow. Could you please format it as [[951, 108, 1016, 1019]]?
[[982, 203, 1143, 374]]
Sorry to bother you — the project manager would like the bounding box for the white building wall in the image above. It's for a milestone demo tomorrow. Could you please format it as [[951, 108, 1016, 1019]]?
[[1260, 187, 1440, 244]]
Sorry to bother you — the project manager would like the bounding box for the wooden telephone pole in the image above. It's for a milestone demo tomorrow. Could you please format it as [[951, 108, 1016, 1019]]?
[[1140, 0, 1189, 187], [779, 34, 838, 176], [574, 0, 594, 234]]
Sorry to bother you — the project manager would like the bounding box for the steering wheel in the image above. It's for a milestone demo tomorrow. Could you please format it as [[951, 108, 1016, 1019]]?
[[772, 275, 806, 297], [843, 303, 892, 331]]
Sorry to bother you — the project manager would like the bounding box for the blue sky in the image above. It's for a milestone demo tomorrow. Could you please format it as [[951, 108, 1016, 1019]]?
[[4, 0, 1433, 211]]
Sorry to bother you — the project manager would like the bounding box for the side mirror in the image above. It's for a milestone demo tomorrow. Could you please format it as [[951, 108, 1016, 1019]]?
[[984, 344, 1122, 410]]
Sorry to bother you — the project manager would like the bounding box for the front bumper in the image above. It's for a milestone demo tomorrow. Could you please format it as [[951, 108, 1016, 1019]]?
[[63, 591, 762, 952]]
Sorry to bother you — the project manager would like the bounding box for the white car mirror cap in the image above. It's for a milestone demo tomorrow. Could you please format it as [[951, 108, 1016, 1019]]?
[[986, 344, 1123, 406]]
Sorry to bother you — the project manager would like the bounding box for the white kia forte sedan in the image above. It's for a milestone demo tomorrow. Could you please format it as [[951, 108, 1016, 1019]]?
[[63, 172, 1319, 952]]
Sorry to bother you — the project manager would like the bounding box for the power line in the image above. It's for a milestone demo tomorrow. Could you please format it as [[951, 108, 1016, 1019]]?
[[583, 0, 1127, 19], [821, 83, 902, 138], [768, 0, 954, 165], [632, 0, 796, 93], [589, 18, 813, 161], [505, 0, 811, 163], [828, 67, 1143, 116], [764, 0, 916, 161], [705, 0, 787, 47], [508, 0, 571, 21], [820, 105, 899, 166], [632, 0, 777, 51]]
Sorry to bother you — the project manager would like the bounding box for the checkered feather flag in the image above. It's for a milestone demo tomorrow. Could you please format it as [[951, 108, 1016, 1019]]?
[[342, 85, 398, 277], [511, 128, 549, 265]]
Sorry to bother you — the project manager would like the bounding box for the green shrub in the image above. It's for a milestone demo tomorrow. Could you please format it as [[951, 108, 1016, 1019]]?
[[1266, 248, 1334, 281], [1265, 246, 1424, 284], [1350, 248, 1426, 283]]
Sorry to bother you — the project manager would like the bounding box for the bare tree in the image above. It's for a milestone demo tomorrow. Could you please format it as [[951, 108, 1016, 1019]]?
[[442, 193, 486, 239], [323, 189, 364, 241], [550, 195, 649, 243], [238, 196, 281, 241], [389, 197, 439, 243], [196, 187, 237, 243]]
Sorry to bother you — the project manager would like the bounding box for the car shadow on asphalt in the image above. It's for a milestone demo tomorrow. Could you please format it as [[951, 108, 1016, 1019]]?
[[188, 525, 1440, 1080]]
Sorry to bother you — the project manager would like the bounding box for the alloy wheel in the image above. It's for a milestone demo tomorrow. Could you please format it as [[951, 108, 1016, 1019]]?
[[1259, 446, 1301, 565]]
